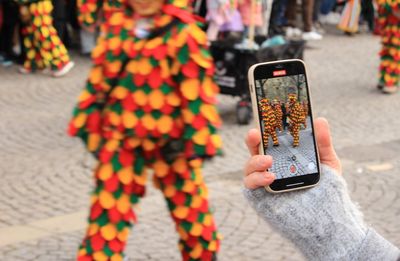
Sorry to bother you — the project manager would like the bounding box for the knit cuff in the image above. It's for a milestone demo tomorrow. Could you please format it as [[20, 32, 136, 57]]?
[[353, 228, 400, 261]]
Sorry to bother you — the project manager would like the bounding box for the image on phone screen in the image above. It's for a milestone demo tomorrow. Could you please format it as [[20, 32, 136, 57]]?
[[255, 74, 318, 180]]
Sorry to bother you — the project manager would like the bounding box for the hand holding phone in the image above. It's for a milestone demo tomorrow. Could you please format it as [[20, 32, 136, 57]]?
[[244, 118, 342, 189], [247, 59, 321, 192]]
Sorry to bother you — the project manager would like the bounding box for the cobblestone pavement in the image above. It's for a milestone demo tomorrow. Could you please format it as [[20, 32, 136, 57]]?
[[0, 30, 399, 261], [266, 118, 317, 178]]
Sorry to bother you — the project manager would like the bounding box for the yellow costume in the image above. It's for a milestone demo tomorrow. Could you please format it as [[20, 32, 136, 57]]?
[[259, 98, 279, 148], [287, 94, 304, 147]]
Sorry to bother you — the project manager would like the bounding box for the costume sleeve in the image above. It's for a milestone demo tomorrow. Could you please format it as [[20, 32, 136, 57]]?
[[77, 0, 103, 27], [68, 13, 125, 154], [173, 22, 223, 159]]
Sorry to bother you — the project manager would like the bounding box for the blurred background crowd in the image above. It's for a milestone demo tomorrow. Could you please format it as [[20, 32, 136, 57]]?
[[0, 0, 378, 68]]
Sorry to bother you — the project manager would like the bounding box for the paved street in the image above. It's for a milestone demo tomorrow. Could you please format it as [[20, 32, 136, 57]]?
[[0, 29, 399, 261], [265, 118, 317, 179]]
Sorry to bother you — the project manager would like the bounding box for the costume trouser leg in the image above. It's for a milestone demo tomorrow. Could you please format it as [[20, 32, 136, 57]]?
[[22, 22, 45, 71], [262, 124, 270, 148], [22, 1, 70, 71], [77, 146, 146, 261], [78, 145, 220, 260], [291, 125, 300, 147], [276, 121, 283, 132], [269, 128, 279, 146], [379, 24, 400, 88], [153, 156, 220, 261]]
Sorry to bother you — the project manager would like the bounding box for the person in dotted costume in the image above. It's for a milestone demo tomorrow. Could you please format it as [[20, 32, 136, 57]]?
[[301, 100, 308, 129], [377, 0, 400, 94], [287, 94, 305, 147], [16, 0, 73, 76], [68, 0, 223, 260], [259, 98, 279, 148], [77, 0, 124, 32], [272, 99, 283, 132]]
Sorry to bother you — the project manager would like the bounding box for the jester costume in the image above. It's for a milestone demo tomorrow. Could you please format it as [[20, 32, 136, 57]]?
[[77, 0, 124, 30], [272, 101, 283, 132], [68, 2, 222, 260], [302, 101, 308, 128], [377, 1, 400, 92], [259, 98, 279, 148], [17, 0, 71, 72], [287, 94, 304, 147]]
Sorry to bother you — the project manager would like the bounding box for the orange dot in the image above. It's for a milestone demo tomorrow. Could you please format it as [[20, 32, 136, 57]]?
[[100, 224, 117, 241], [181, 78, 200, 101], [153, 160, 169, 177], [118, 167, 134, 185], [99, 191, 115, 209]]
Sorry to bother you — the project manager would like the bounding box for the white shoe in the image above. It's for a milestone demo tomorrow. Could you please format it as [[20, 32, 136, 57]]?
[[52, 61, 74, 77], [286, 27, 303, 39], [286, 27, 295, 38], [319, 14, 329, 24], [382, 86, 398, 94], [319, 12, 340, 25], [302, 31, 323, 41], [327, 12, 341, 25], [18, 66, 32, 74]]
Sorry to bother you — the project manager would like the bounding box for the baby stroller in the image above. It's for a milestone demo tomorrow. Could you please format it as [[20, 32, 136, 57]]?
[[210, 39, 305, 125]]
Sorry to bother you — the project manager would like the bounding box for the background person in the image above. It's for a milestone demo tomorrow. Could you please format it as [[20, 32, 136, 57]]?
[[16, 0, 74, 76], [377, 1, 400, 94]]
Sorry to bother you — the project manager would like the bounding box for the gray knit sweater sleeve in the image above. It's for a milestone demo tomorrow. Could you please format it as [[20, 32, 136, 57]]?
[[242, 165, 400, 261]]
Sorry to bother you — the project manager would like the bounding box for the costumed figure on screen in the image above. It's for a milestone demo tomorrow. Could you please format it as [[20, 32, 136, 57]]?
[[272, 99, 283, 132], [301, 100, 308, 129], [287, 94, 304, 147], [377, 0, 400, 94], [16, 0, 74, 76], [259, 98, 279, 148], [68, 0, 223, 260]]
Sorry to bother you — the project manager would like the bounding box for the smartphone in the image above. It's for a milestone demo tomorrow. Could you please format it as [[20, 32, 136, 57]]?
[[247, 59, 320, 193]]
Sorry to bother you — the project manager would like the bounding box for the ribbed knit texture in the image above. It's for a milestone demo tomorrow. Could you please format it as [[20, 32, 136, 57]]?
[[243, 165, 400, 261]]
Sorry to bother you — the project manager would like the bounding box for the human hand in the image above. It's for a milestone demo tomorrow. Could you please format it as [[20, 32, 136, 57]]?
[[243, 118, 400, 260], [242, 118, 370, 260], [19, 6, 31, 23], [243, 117, 341, 189]]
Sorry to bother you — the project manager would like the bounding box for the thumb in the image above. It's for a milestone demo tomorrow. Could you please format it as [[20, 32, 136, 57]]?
[[314, 117, 342, 174]]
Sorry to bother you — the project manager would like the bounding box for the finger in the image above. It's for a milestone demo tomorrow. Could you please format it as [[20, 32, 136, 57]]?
[[245, 128, 261, 156], [314, 117, 342, 173], [244, 155, 273, 177], [244, 171, 275, 189]]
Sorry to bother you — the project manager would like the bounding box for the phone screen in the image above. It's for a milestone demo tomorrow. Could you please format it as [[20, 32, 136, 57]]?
[[253, 63, 319, 182]]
